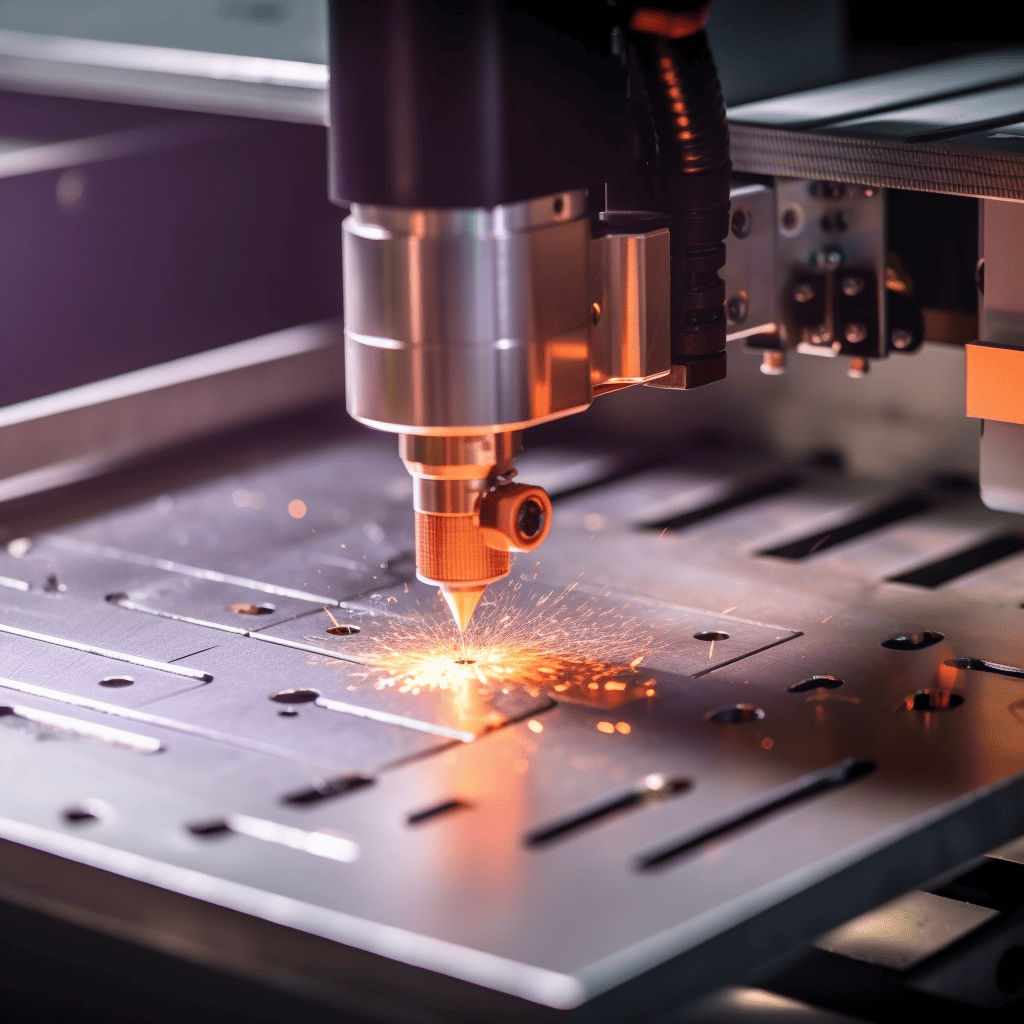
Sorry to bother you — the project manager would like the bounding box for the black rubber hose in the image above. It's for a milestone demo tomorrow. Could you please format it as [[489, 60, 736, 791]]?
[[629, 26, 731, 380]]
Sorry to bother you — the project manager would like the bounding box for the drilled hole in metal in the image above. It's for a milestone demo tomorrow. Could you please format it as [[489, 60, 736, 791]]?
[[269, 688, 319, 704], [278, 708, 298, 717], [407, 799, 472, 826], [553, 196, 564, 214], [99, 675, 134, 688], [903, 689, 964, 711], [282, 774, 374, 805], [63, 801, 107, 824], [188, 819, 230, 836], [882, 631, 944, 651], [326, 624, 360, 635], [705, 704, 764, 724], [789, 675, 844, 693], [455, 659, 476, 665], [227, 602, 275, 615], [527, 775, 691, 847], [694, 630, 729, 642]]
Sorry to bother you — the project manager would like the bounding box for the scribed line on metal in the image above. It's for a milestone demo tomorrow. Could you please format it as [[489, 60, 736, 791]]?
[[112, 596, 250, 635], [2, 703, 162, 754], [249, 631, 365, 665], [0, 622, 213, 681], [41, 534, 341, 606], [315, 696, 476, 743], [0, 676, 329, 764]]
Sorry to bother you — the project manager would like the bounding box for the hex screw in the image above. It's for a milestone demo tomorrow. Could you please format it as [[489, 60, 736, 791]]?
[[810, 325, 832, 345], [841, 275, 864, 297], [821, 211, 849, 232], [780, 205, 802, 234], [726, 294, 748, 324], [891, 327, 914, 350], [731, 206, 751, 238], [816, 246, 844, 269], [844, 323, 868, 344], [793, 282, 815, 303]]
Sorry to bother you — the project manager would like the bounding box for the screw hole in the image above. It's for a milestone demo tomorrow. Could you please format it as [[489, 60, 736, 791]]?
[[882, 631, 944, 651], [553, 196, 564, 214], [731, 205, 751, 238], [326, 623, 360, 636], [780, 204, 804, 236], [278, 708, 299, 717], [789, 675, 843, 693], [516, 499, 546, 541], [63, 800, 107, 824], [903, 689, 963, 711], [705, 703, 764, 724], [694, 630, 729, 642], [228, 602, 275, 615], [269, 688, 320, 704], [99, 675, 134, 688]]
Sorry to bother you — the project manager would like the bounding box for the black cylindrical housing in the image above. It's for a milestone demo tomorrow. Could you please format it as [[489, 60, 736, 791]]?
[[327, 0, 630, 209]]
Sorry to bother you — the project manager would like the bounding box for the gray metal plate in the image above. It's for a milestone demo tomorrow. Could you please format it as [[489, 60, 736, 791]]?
[[2, 430, 1024, 1021]]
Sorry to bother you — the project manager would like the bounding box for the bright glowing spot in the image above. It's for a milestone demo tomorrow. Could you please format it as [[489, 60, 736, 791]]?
[[615, 721, 631, 734], [761, 737, 774, 749], [527, 719, 543, 733], [323, 582, 663, 710], [597, 721, 615, 734], [288, 499, 307, 519]]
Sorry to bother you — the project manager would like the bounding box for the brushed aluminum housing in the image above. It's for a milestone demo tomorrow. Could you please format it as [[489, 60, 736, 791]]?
[[342, 191, 593, 436]]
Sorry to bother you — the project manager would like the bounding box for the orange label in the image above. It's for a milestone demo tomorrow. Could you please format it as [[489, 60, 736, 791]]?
[[966, 344, 1024, 424]]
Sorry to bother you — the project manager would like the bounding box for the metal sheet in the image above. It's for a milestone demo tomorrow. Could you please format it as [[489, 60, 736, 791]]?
[[2, 433, 1024, 1022]]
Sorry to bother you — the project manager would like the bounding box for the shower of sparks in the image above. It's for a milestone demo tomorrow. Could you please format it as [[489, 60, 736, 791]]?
[[330, 580, 665, 710]]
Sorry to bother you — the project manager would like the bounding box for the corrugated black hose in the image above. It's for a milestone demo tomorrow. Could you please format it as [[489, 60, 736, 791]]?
[[628, 21, 732, 386]]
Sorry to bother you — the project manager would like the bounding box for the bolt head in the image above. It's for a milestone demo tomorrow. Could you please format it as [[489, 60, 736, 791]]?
[[816, 246, 844, 269], [890, 327, 914, 350], [726, 294, 748, 324], [731, 206, 751, 238], [844, 322, 868, 344], [841, 275, 864, 297], [793, 283, 815, 303], [760, 351, 786, 376]]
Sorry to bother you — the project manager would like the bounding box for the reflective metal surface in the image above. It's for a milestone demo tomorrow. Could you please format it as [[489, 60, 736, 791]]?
[[1, 428, 1024, 1020], [342, 192, 592, 435], [730, 49, 1024, 200]]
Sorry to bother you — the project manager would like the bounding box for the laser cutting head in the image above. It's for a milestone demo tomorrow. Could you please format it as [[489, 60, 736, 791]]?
[[400, 434, 552, 631], [340, 194, 673, 631]]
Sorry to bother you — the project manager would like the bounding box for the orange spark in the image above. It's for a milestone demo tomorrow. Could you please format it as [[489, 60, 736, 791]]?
[[326, 582, 664, 710]]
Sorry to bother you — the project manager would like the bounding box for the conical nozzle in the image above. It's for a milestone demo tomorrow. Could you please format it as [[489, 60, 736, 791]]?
[[441, 585, 486, 633]]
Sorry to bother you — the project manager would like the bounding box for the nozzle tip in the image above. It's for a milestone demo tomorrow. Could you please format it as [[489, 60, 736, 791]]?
[[441, 586, 485, 633]]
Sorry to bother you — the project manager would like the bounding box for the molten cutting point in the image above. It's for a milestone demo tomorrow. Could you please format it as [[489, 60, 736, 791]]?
[[441, 585, 486, 633]]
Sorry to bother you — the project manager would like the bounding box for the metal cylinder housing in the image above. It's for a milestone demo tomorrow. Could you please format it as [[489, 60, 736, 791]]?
[[342, 190, 593, 435]]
